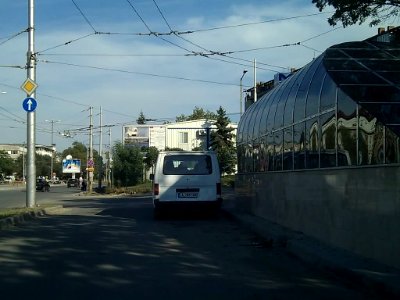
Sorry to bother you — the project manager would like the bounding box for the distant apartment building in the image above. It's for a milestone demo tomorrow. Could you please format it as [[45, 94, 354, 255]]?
[[122, 119, 237, 151], [0, 144, 55, 160]]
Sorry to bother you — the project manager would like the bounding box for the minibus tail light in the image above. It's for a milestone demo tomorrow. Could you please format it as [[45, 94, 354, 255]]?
[[154, 183, 159, 195]]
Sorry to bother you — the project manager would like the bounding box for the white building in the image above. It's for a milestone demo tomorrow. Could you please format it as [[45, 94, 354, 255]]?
[[122, 119, 237, 151]]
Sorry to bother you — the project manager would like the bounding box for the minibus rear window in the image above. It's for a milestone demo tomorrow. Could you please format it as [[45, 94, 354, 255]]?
[[163, 155, 212, 175]]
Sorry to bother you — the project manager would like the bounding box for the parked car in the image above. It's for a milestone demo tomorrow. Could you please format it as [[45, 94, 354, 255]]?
[[4, 175, 15, 183], [67, 178, 79, 188], [36, 178, 50, 192]]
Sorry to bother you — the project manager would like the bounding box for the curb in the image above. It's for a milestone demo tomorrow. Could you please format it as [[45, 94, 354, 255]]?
[[221, 206, 400, 299], [0, 205, 63, 230]]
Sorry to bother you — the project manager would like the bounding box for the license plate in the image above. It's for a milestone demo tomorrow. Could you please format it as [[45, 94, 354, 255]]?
[[177, 192, 198, 198]]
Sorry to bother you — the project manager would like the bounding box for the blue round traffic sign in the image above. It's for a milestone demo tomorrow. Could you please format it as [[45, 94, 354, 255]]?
[[22, 97, 37, 112]]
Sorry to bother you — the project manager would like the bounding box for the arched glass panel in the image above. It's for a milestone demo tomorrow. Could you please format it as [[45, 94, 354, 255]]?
[[267, 133, 275, 171], [259, 136, 268, 172], [253, 138, 261, 172], [274, 130, 283, 171], [284, 68, 307, 126], [240, 101, 258, 144], [283, 126, 293, 170], [266, 88, 281, 133], [274, 78, 294, 129], [320, 111, 337, 168], [306, 56, 325, 117], [320, 73, 337, 111], [305, 117, 319, 169], [294, 59, 320, 122], [281, 74, 300, 126], [337, 89, 357, 166], [386, 126, 400, 164], [259, 92, 276, 137], [358, 106, 383, 165], [247, 100, 264, 143]]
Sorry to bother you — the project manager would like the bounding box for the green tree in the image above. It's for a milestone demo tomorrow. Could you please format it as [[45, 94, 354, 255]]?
[[143, 146, 159, 173], [36, 154, 51, 178], [0, 151, 15, 176], [176, 106, 217, 122], [112, 142, 143, 187], [210, 106, 236, 175], [312, 0, 400, 27], [137, 111, 146, 124]]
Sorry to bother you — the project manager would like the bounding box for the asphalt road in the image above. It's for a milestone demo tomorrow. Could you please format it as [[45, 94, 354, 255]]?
[[0, 184, 82, 208], [0, 194, 382, 300]]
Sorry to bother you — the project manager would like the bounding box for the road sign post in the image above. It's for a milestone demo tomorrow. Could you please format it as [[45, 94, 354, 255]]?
[[26, 0, 36, 208]]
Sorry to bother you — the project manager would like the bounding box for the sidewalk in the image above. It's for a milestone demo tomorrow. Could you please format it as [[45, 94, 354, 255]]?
[[221, 188, 400, 299]]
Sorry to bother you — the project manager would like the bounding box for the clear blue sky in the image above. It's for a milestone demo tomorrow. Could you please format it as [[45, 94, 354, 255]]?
[[0, 0, 379, 151]]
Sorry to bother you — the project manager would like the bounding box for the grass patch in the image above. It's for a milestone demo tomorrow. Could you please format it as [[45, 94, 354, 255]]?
[[105, 181, 153, 195], [0, 207, 40, 220]]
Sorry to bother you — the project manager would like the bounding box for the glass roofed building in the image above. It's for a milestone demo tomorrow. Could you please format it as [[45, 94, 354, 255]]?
[[235, 27, 400, 269], [238, 27, 400, 172]]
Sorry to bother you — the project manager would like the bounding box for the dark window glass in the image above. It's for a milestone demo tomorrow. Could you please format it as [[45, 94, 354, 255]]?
[[283, 127, 293, 170], [306, 60, 325, 117], [328, 70, 386, 85], [163, 155, 212, 175], [343, 85, 400, 103], [274, 130, 283, 171], [385, 126, 400, 164], [360, 59, 400, 72], [294, 122, 306, 169], [320, 111, 337, 168], [305, 118, 319, 169], [337, 90, 357, 166], [320, 73, 337, 111], [324, 59, 365, 71]]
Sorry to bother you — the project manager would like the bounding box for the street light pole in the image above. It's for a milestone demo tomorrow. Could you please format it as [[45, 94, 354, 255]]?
[[240, 70, 248, 117]]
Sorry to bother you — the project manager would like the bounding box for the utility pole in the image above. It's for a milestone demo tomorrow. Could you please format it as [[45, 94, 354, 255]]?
[[240, 70, 247, 117], [98, 106, 103, 189], [88, 106, 93, 193], [26, 0, 36, 208], [253, 59, 257, 103], [46, 119, 60, 180], [109, 127, 112, 188]]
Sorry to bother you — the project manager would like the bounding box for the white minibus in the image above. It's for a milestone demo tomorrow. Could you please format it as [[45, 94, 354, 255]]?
[[151, 151, 222, 218]]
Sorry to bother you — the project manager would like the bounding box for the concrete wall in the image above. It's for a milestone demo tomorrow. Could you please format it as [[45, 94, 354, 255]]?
[[235, 165, 400, 269]]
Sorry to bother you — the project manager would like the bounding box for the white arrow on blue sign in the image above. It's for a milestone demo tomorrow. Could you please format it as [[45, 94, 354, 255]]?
[[22, 97, 37, 112]]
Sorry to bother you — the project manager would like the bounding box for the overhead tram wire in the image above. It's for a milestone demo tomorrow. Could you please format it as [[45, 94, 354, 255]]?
[[38, 59, 239, 87], [186, 11, 333, 33], [71, 0, 97, 33], [0, 28, 29, 46]]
